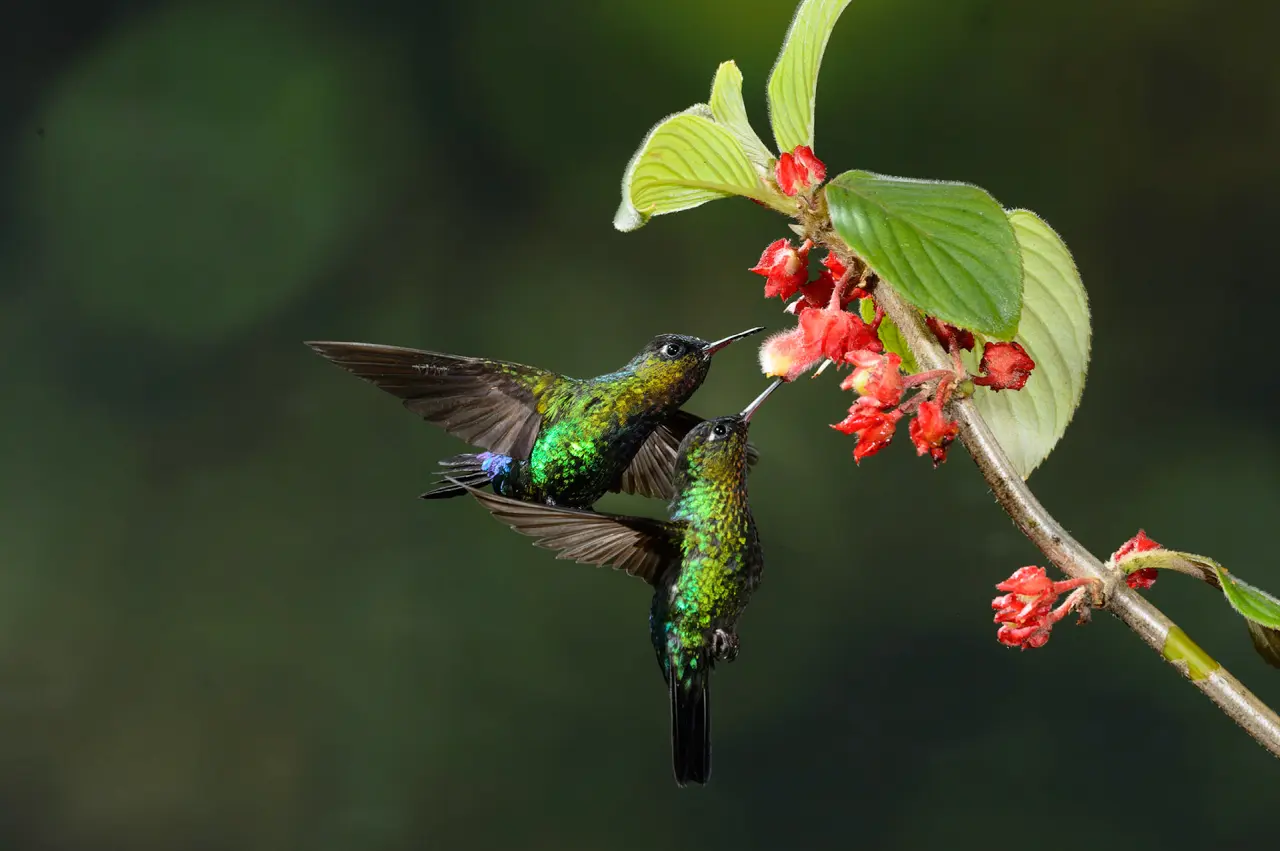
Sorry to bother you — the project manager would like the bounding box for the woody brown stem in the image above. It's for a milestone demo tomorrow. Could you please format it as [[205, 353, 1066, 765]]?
[[872, 280, 1280, 759]]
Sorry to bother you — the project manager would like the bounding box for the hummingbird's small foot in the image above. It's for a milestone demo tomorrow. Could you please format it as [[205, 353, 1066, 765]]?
[[711, 629, 739, 663]]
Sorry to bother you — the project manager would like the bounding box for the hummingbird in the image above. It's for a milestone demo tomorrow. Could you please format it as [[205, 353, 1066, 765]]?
[[305, 328, 763, 507], [451, 378, 783, 786]]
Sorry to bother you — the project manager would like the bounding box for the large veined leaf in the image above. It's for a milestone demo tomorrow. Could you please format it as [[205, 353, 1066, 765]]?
[[970, 210, 1091, 478], [708, 61, 774, 177], [767, 0, 853, 154], [614, 106, 787, 231], [826, 170, 1024, 338]]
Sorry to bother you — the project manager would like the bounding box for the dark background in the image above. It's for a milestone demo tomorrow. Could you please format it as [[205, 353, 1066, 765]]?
[[3, 0, 1278, 848]]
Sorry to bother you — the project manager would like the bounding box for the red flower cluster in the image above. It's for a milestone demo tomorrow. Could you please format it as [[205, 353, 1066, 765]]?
[[775, 145, 826, 196], [992, 566, 1095, 649], [1112, 529, 1163, 590], [973, 341, 1036, 392], [750, 238, 812, 300]]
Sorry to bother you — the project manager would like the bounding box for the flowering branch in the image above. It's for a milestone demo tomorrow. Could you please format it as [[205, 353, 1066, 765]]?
[[614, 0, 1280, 767], [871, 280, 1280, 758]]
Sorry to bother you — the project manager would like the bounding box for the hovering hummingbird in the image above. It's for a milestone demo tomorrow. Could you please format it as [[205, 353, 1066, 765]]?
[[452, 378, 783, 786], [306, 328, 763, 507]]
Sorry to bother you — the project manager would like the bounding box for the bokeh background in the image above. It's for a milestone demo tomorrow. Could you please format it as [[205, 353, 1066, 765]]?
[[3, 0, 1278, 848]]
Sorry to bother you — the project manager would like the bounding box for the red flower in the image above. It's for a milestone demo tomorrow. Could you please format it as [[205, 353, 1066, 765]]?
[[799, 307, 882, 363], [751, 238, 812, 300], [908, 399, 959, 466], [1112, 530, 1163, 590], [775, 145, 827, 196], [758, 326, 822, 381], [973, 341, 1036, 392], [840, 350, 904, 408], [832, 399, 903, 463], [926, 317, 975, 352], [992, 566, 1095, 650]]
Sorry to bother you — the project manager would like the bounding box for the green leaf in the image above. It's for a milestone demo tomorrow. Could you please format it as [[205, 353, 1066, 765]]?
[[614, 106, 787, 232], [969, 210, 1091, 478], [767, 0, 853, 154], [826, 170, 1024, 338], [1246, 622, 1280, 669], [1118, 550, 1280, 669], [860, 299, 919, 373], [708, 61, 774, 177]]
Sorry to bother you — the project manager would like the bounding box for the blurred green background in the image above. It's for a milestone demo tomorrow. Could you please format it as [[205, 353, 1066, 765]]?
[[2, 0, 1278, 848]]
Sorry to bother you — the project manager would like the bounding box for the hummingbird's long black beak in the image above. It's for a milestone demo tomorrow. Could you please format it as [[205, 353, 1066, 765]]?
[[741, 378, 785, 424], [702, 326, 765, 356]]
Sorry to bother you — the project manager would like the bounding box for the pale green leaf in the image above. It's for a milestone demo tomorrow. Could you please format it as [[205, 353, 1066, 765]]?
[[767, 0, 853, 154], [859, 299, 918, 373], [826, 170, 1024, 338], [614, 106, 786, 232], [970, 210, 1090, 478], [709, 61, 774, 177]]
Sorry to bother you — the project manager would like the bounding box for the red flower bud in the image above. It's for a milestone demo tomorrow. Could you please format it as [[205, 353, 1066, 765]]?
[[775, 145, 827, 196], [751, 238, 812, 300], [973, 341, 1036, 392], [1112, 530, 1163, 590], [992, 566, 1095, 650], [758, 326, 822, 381], [832, 398, 903, 463], [908, 399, 959, 466]]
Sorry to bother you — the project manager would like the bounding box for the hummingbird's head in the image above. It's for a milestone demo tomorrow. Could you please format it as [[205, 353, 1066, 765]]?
[[674, 379, 784, 487], [627, 327, 764, 403]]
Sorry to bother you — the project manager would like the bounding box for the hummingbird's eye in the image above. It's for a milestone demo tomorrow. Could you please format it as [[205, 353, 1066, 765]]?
[[662, 342, 685, 358], [711, 423, 729, 438]]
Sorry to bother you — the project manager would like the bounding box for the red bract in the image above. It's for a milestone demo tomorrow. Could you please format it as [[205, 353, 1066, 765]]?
[[799, 307, 882, 362], [992, 566, 1095, 650], [973, 341, 1036, 391], [926, 317, 975, 352], [775, 145, 827, 196], [840, 350, 904, 408], [751, 238, 812, 300], [758, 326, 822, 381], [832, 399, 903, 463], [1112, 529, 1163, 590], [908, 399, 959, 466], [820, 251, 847, 280]]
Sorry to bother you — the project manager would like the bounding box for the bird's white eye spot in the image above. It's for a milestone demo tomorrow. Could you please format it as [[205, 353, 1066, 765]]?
[[712, 423, 729, 438], [662, 342, 685, 358]]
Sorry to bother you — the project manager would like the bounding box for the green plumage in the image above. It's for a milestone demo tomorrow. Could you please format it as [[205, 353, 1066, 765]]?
[[454, 379, 781, 786], [305, 329, 761, 507]]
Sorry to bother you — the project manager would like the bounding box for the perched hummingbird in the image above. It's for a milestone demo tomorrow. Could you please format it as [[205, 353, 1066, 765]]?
[[305, 328, 762, 506], [452, 378, 783, 786]]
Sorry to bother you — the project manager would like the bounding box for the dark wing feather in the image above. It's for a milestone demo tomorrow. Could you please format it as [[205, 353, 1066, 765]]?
[[455, 480, 680, 585], [614, 410, 762, 499], [306, 341, 560, 458]]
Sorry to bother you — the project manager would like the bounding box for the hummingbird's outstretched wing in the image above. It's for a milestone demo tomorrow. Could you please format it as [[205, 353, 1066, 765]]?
[[306, 342, 561, 458], [452, 480, 680, 585], [614, 410, 762, 500]]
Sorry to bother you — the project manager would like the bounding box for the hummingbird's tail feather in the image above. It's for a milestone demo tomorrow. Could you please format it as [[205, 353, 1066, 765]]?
[[420, 453, 509, 499], [670, 668, 711, 786]]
